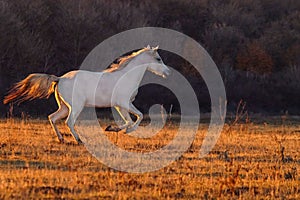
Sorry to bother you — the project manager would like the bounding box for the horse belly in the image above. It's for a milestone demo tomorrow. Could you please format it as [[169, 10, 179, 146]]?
[[85, 86, 113, 108]]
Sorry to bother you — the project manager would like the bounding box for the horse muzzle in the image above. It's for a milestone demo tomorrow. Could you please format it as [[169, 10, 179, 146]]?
[[162, 68, 171, 78]]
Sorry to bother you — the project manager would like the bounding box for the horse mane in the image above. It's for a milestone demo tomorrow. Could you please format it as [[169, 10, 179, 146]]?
[[104, 48, 149, 73]]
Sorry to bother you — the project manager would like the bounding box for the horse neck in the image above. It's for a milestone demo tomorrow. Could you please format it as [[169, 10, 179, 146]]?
[[119, 56, 148, 86]]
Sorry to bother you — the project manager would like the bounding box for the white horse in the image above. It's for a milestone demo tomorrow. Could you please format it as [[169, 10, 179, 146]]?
[[4, 46, 171, 144]]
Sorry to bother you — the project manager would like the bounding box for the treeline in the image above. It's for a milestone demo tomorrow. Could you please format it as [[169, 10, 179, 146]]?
[[0, 0, 300, 117]]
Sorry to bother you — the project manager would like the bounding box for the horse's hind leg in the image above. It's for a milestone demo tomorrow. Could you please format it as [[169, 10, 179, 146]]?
[[49, 105, 69, 142], [65, 101, 84, 144], [48, 94, 69, 143]]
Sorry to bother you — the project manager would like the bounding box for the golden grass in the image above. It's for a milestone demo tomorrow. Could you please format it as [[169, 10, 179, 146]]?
[[0, 118, 299, 199]]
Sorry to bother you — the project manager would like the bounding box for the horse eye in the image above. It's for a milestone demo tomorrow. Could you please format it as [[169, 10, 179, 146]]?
[[156, 57, 161, 62]]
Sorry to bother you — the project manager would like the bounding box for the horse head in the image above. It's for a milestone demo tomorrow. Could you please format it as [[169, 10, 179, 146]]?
[[143, 45, 171, 78]]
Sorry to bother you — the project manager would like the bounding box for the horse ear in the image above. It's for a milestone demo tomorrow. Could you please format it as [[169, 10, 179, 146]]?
[[153, 45, 159, 51]]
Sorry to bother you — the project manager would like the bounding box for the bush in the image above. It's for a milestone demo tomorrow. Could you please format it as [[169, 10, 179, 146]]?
[[236, 41, 273, 74]]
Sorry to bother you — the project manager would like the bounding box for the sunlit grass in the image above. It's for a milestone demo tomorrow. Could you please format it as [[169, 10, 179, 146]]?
[[0, 119, 299, 199]]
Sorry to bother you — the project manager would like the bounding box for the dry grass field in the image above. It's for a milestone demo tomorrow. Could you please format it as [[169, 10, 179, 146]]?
[[0, 117, 299, 199]]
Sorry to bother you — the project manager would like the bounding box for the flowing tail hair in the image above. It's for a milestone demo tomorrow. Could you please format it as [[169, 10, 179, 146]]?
[[3, 73, 59, 104]]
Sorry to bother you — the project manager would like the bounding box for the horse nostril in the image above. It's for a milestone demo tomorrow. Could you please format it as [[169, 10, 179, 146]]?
[[166, 69, 171, 76], [163, 70, 170, 78]]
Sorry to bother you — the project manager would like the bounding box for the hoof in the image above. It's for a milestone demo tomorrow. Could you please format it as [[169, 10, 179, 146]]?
[[76, 138, 83, 145], [58, 138, 65, 143], [105, 125, 121, 132], [105, 125, 112, 131], [125, 127, 135, 134]]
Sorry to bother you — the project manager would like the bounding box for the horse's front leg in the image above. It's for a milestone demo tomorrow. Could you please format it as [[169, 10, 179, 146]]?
[[125, 103, 143, 133], [119, 107, 134, 128], [105, 106, 133, 132]]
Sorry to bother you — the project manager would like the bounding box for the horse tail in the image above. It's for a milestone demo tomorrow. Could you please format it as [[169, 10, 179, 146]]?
[[3, 73, 59, 104]]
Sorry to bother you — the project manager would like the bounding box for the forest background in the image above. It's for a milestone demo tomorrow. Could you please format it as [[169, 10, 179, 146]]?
[[0, 0, 299, 117]]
